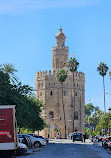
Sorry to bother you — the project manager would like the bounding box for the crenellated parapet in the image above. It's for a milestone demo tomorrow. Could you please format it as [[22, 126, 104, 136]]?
[[36, 70, 55, 78], [36, 70, 85, 91], [36, 70, 85, 81]]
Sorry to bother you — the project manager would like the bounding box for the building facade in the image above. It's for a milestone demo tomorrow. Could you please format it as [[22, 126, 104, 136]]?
[[35, 28, 85, 138]]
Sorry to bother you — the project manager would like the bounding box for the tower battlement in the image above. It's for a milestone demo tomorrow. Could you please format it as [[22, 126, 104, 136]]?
[[36, 70, 85, 80], [36, 70, 55, 78]]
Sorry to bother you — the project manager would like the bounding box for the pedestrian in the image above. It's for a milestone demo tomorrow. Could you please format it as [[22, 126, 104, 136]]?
[[83, 133, 86, 142], [59, 132, 62, 139], [72, 134, 75, 142]]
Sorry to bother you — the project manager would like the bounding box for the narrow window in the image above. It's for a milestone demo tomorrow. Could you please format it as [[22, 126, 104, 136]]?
[[50, 91, 53, 96], [64, 91, 66, 96], [49, 111, 54, 119], [74, 111, 78, 120]]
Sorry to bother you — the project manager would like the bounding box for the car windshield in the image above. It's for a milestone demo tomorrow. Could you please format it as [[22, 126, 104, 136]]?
[[18, 134, 30, 138], [29, 134, 39, 138]]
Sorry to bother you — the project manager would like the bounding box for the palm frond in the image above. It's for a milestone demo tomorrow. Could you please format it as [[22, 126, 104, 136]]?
[[97, 62, 108, 77], [67, 57, 79, 73], [2, 63, 18, 84]]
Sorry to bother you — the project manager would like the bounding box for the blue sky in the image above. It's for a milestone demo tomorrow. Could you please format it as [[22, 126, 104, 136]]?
[[0, 0, 111, 112]]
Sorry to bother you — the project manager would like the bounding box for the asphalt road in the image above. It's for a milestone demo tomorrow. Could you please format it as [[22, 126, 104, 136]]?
[[17, 139, 111, 158]]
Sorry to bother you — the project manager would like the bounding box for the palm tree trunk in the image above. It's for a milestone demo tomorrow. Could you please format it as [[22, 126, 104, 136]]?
[[61, 82, 66, 138], [103, 76, 106, 113], [73, 72, 75, 132]]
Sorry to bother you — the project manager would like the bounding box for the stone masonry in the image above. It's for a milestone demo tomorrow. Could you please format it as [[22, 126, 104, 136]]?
[[35, 28, 85, 138]]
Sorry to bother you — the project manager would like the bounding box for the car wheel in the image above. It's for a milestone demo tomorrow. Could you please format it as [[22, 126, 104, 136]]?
[[34, 141, 41, 148]]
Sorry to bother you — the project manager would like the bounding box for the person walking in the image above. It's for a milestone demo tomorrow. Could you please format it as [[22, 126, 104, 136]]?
[[83, 133, 86, 142]]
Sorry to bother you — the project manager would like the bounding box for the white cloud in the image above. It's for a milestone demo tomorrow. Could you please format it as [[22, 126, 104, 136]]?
[[0, 0, 101, 15]]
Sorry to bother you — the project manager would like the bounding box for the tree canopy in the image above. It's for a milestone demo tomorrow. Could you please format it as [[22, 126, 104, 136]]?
[[2, 63, 18, 84], [56, 69, 67, 83], [0, 66, 45, 132], [67, 57, 79, 73], [97, 62, 108, 77]]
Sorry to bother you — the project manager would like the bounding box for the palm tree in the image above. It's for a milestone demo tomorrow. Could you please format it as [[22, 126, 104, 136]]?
[[97, 62, 109, 113], [56, 69, 67, 138], [67, 57, 79, 132], [2, 63, 18, 84], [0, 64, 2, 71]]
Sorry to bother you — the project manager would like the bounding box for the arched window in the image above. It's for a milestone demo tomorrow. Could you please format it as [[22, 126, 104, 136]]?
[[74, 111, 78, 120], [64, 91, 66, 96], [50, 91, 53, 96], [49, 111, 54, 119]]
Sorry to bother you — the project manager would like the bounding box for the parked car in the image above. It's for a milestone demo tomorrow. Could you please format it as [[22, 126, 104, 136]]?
[[15, 143, 27, 156], [18, 134, 46, 147], [73, 132, 83, 142], [29, 134, 49, 144]]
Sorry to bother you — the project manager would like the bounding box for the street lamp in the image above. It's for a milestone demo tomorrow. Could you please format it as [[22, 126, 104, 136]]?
[[68, 120, 71, 135], [108, 107, 111, 136]]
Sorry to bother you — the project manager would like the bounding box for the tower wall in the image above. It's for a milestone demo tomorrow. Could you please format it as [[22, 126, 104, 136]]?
[[35, 70, 85, 138]]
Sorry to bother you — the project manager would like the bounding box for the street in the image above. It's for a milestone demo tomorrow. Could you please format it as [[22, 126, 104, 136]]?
[[17, 139, 111, 158]]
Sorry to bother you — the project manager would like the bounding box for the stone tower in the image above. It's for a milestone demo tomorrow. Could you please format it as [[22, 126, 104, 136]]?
[[35, 28, 85, 138]]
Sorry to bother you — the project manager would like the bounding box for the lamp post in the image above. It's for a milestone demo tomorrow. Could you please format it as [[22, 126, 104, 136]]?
[[68, 120, 71, 135], [108, 107, 111, 136]]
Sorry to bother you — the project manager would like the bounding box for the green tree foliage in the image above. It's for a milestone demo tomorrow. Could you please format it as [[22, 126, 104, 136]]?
[[0, 67, 45, 132], [2, 63, 18, 84], [95, 113, 111, 135], [67, 57, 79, 73], [85, 103, 103, 135], [85, 103, 95, 116], [56, 69, 67, 83], [97, 62, 109, 113], [56, 69, 67, 138], [0, 71, 11, 104]]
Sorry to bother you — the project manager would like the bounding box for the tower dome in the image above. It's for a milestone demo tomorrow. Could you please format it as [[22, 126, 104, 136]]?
[[56, 28, 66, 38], [55, 28, 66, 47]]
